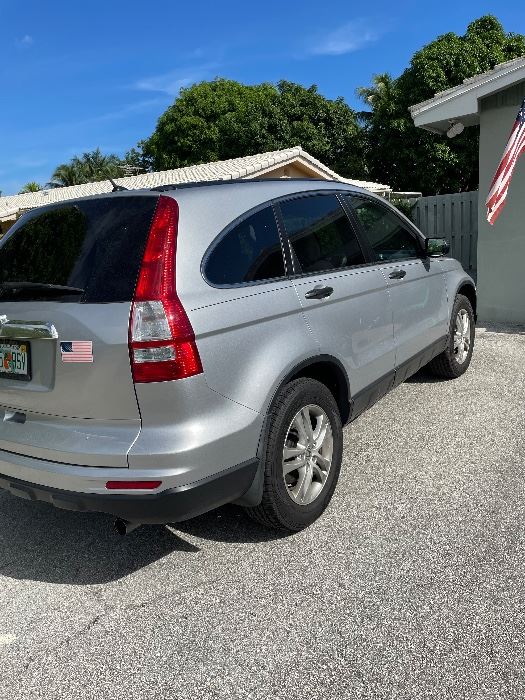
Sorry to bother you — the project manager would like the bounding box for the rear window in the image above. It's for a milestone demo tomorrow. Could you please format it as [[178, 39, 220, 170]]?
[[0, 195, 158, 303]]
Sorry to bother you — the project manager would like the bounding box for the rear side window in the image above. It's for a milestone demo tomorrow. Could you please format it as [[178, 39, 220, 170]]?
[[279, 194, 365, 274], [0, 196, 158, 303], [205, 206, 285, 285], [345, 195, 420, 262]]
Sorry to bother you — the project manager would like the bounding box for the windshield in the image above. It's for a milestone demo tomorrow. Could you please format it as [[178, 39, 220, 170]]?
[[0, 195, 158, 303]]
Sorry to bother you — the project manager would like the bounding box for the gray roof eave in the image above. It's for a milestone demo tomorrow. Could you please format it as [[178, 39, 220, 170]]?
[[409, 57, 525, 134]]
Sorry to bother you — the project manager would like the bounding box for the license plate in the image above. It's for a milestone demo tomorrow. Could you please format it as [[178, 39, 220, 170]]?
[[0, 340, 31, 381]]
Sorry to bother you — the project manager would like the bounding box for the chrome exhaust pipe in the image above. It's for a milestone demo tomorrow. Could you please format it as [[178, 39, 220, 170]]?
[[114, 518, 140, 536]]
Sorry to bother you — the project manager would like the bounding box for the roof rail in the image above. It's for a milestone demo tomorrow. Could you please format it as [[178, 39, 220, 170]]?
[[150, 177, 340, 193]]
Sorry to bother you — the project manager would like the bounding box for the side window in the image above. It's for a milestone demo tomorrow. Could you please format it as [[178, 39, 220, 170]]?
[[345, 195, 420, 262], [280, 194, 365, 274], [205, 206, 285, 285]]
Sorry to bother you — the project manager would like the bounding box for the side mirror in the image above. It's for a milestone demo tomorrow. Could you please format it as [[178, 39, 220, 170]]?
[[425, 237, 450, 257]]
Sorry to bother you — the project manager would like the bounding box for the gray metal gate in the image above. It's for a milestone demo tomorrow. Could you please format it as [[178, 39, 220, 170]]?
[[412, 191, 478, 280]]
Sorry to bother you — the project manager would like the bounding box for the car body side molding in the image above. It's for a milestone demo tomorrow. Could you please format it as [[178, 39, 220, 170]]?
[[349, 335, 448, 421]]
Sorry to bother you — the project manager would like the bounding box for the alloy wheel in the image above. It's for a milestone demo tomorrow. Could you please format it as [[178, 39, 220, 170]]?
[[282, 404, 333, 505], [454, 309, 471, 364]]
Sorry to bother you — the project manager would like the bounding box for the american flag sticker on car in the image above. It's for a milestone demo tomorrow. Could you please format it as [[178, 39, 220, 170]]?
[[60, 341, 93, 363]]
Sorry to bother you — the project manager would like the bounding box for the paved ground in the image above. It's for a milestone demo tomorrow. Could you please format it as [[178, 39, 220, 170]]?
[[0, 325, 524, 700]]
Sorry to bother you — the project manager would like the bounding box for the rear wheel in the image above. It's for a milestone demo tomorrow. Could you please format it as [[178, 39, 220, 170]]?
[[245, 378, 343, 532], [428, 294, 475, 378]]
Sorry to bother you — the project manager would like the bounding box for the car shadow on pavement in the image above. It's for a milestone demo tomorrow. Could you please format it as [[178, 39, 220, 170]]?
[[405, 368, 444, 384], [479, 322, 525, 335], [0, 495, 284, 586], [172, 503, 289, 545], [0, 492, 198, 585]]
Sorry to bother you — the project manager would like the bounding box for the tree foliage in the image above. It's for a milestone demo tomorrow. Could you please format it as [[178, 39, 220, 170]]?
[[358, 16, 525, 194], [18, 181, 41, 193], [141, 79, 365, 178], [30, 15, 525, 199], [0, 207, 85, 285], [122, 147, 151, 173], [49, 148, 123, 187]]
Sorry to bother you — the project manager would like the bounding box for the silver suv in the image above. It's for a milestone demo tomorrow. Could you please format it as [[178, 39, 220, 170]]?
[[0, 180, 475, 533]]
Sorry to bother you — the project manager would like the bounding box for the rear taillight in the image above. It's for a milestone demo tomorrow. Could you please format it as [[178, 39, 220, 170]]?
[[129, 195, 203, 383]]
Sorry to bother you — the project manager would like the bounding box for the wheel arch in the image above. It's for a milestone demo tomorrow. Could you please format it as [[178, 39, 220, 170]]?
[[283, 356, 351, 426], [235, 354, 351, 508], [456, 281, 477, 320]]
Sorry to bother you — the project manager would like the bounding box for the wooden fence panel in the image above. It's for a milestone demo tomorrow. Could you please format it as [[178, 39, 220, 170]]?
[[412, 191, 478, 280]]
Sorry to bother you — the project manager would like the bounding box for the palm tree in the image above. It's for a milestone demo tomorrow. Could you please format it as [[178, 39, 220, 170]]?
[[75, 148, 122, 181], [18, 181, 42, 193], [49, 149, 123, 187], [356, 73, 399, 121], [48, 162, 83, 187]]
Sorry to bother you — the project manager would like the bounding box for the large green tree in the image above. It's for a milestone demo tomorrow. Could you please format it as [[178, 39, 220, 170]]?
[[49, 148, 123, 187], [358, 16, 525, 195], [141, 79, 365, 178]]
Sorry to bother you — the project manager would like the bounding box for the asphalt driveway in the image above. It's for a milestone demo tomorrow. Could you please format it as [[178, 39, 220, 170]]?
[[0, 325, 524, 699]]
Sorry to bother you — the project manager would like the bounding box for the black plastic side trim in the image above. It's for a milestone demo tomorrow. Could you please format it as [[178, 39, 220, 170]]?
[[349, 335, 448, 421], [0, 458, 259, 525], [392, 336, 447, 388], [349, 371, 395, 421]]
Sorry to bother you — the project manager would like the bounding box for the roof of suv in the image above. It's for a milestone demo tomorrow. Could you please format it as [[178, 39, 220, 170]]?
[[150, 177, 362, 193], [9, 178, 380, 218], [155, 177, 377, 201], [148, 177, 381, 208]]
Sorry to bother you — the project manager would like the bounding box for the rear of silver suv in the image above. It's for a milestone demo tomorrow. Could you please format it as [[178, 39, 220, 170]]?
[[0, 180, 476, 532]]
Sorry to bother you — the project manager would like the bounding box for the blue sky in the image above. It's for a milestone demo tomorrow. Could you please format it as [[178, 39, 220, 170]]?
[[0, 1, 523, 194]]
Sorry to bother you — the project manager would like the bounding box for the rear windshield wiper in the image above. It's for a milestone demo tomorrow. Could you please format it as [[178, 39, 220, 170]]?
[[0, 282, 85, 295]]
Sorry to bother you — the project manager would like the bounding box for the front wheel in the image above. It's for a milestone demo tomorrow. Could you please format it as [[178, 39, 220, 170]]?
[[245, 378, 343, 532], [428, 294, 475, 378]]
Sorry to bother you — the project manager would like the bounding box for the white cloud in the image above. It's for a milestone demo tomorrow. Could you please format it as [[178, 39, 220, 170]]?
[[11, 156, 48, 169], [134, 64, 216, 96], [86, 98, 169, 124], [16, 34, 34, 48], [310, 19, 381, 56]]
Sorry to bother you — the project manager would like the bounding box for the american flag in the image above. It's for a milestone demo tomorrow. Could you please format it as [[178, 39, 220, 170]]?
[[486, 98, 525, 225], [60, 341, 93, 363]]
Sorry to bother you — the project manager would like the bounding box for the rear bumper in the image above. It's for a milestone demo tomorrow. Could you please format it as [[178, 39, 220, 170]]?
[[0, 458, 258, 524]]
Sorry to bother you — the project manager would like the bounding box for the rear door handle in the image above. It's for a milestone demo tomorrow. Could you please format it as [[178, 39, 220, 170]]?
[[304, 285, 334, 300], [388, 269, 407, 280]]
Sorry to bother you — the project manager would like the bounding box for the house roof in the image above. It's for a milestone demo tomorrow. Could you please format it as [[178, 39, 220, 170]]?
[[409, 56, 525, 134], [0, 146, 390, 221]]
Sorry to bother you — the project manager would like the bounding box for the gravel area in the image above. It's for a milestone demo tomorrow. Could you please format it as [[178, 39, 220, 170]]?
[[0, 325, 524, 699]]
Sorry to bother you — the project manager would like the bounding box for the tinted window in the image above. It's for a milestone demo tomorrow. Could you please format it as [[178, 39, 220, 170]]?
[[346, 196, 420, 261], [205, 206, 285, 285], [0, 196, 158, 303], [280, 194, 365, 273]]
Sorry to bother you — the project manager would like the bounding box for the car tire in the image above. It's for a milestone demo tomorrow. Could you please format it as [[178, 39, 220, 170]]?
[[245, 378, 343, 532], [428, 294, 475, 379]]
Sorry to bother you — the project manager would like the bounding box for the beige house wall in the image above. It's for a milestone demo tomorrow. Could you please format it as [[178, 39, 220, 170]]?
[[478, 90, 525, 322], [256, 163, 321, 179]]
